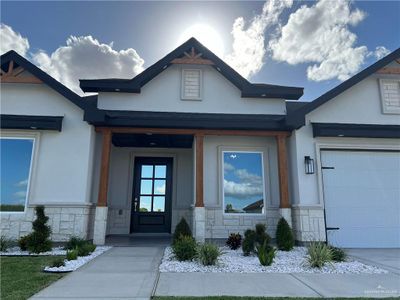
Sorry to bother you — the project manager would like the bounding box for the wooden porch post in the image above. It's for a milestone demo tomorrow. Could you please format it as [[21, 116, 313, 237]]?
[[276, 135, 290, 208], [195, 133, 204, 207], [98, 129, 112, 207]]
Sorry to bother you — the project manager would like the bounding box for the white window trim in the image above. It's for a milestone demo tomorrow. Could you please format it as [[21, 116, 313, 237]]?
[[221, 150, 267, 216], [0, 131, 40, 214], [379, 78, 400, 115], [181, 69, 202, 101]]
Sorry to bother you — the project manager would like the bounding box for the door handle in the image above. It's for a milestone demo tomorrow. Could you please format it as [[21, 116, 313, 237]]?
[[134, 198, 138, 211]]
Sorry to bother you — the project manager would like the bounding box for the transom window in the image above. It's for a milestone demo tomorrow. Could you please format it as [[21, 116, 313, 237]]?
[[0, 137, 35, 212], [222, 151, 266, 214], [139, 164, 166, 212]]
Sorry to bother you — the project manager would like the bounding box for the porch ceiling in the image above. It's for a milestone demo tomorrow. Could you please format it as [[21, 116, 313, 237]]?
[[112, 133, 193, 148]]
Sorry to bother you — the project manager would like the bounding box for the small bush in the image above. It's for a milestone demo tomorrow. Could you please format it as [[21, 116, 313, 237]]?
[[66, 249, 78, 261], [329, 246, 347, 262], [172, 217, 192, 245], [27, 206, 52, 253], [0, 235, 11, 252], [50, 257, 65, 268], [242, 229, 256, 256], [65, 236, 87, 250], [198, 243, 222, 266], [172, 235, 197, 261], [18, 235, 30, 251], [226, 233, 242, 250], [77, 243, 96, 256], [307, 242, 332, 268], [276, 217, 295, 251], [256, 240, 275, 266], [255, 223, 271, 245]]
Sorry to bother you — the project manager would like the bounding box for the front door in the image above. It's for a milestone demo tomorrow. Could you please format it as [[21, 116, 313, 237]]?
[[131, 157, 173, 233]]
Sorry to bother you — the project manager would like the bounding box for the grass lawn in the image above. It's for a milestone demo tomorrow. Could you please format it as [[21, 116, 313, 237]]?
[[1, 256, 65, 300], [153, 296, 398, 300]]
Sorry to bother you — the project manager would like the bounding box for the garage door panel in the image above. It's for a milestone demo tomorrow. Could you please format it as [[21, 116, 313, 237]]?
[[321, 150, 400, 248]]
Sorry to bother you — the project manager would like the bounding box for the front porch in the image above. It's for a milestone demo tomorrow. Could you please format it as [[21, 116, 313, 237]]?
[[92, 127, 292, 245]]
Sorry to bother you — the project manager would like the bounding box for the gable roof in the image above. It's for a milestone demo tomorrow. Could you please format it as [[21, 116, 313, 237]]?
[[1, 50, 92, 110], [80, 38, 303, 100], [289, 48, 400, 128]]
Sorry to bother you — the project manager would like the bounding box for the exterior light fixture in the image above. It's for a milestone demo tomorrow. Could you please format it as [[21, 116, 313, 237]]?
[[304, 156, 315, 174]]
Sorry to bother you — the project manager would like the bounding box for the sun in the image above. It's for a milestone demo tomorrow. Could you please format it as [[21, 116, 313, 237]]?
[[178, 24, 225, 58]]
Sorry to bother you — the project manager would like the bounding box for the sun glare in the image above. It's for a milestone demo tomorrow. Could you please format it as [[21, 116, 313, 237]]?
[[178, 24, 225, 58]]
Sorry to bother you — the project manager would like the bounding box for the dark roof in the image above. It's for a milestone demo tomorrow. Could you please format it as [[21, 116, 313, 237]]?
[[286, 101, 309, 114], [84, 109, 292, 131], [243, 199, 263, 212], [312, 123, 400, 139], [289, 48, 400, 128], [1, 50, 93, 110], [80, 38, 303, 100], [0, 114, 63, 131]]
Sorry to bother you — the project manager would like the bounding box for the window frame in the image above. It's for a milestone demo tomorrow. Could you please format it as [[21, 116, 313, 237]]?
[[0, 132, 38, 214], [221, 150, 267, 216], [181, 68, 203, 101], [379, 78, 400, 115]]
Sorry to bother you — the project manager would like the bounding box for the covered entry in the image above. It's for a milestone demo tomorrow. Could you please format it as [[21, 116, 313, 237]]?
[[321, 150, 400, 248]]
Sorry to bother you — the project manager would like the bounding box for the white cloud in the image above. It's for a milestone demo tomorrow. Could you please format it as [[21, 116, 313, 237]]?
[[372, 46, 391, 60], [224, 179, 263, 198], [269, 0, 369, 81], [32, 35, 145, 94], [15, 179, 28, 187], [225, 0, 293, 79], [155, 183, 165, 194], [13, 190, 27, 199], [0, 23, 30, 56], [224, 162, 235, 172]]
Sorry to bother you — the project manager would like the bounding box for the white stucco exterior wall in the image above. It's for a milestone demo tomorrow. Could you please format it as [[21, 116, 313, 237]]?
[[97, 64, 286, 115], [1, 83, 96, 240]]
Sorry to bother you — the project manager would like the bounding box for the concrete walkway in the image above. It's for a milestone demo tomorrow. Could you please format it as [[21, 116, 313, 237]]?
[[31, 246, 164, 300], [347, 248, 400, 275]]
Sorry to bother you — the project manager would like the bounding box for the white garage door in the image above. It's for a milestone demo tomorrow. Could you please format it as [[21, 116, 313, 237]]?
[[321, 150, 400, 248]]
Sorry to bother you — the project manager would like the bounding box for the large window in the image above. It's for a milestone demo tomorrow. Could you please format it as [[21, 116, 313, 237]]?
[[0, 137, 35, 212], [222, 151, 266, 214]]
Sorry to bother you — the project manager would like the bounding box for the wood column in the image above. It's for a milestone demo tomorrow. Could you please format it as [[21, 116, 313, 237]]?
[[195, 133, 204, 207], [97, 129, 112, 207], [276, 135, 290, 208]]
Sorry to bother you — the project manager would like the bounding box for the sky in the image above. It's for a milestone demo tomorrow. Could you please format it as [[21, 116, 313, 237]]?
[[1, 0, 399, 101], [0, 138, 33, 206]]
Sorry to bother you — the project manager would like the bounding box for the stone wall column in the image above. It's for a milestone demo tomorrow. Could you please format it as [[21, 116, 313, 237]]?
[[93, 206, 108, 245]]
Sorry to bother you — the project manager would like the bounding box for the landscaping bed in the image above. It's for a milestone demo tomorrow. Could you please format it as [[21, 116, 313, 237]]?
[[159, 246, 387, 274]]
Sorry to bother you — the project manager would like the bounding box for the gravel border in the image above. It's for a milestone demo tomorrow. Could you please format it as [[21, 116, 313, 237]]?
[[159, 246, 388, 274], [1, 246, 67, 256], [43, 246, 112, 273]]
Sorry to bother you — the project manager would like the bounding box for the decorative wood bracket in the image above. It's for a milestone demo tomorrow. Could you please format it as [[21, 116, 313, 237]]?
[[171, 47, 214, 65], [0, 60, 43, 84]]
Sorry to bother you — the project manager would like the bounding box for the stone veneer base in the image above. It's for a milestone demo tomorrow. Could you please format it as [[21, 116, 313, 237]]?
[[292, 205, 326, 242]]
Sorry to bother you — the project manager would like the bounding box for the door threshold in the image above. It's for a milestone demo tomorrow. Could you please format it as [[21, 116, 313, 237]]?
[[128, 233, 172, 237]]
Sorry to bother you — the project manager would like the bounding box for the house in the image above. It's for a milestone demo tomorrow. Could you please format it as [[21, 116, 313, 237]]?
[[1, 38, 399, 248]]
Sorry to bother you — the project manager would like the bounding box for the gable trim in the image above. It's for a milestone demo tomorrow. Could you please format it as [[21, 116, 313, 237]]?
[[0, 114, 64, 131], [312, 123, 400, 139]]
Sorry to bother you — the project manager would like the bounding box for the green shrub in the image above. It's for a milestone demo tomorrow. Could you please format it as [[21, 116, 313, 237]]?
[[65, 236, 87, 250], [18, 235, 30, 251], [242, 229, 256, 256], [198, 243, 222, 266], [0, 235, 11, 252], [255, 223, 271, 245], [26, 206, 52, 253], [50, 257, 65, 268], [307, 242, 332, 268], [172, 217, 192, 245], [276, 217, 294, 251], [226, 233, 242, 250], [172, 235, 197, 261], [66, 249, 78, 261], [329, 246, 347, 262], [256, 240, 275, 266], [77, 243, 96, 256]]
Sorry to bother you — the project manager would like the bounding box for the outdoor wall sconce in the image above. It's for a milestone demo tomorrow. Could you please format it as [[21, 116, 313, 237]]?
[[304, 156, 315, 174]]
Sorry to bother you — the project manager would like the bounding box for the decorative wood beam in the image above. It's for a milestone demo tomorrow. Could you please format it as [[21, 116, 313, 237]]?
[[1, 76, 43, 84], [276, 135, 290, 209], [195, 133, 204, 207], [95, 127, 291, 137], [171, 47, 215, 65], [376, 67, 400, 75], [97, 129, 112, 207], [7, 60, 14, 75]]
